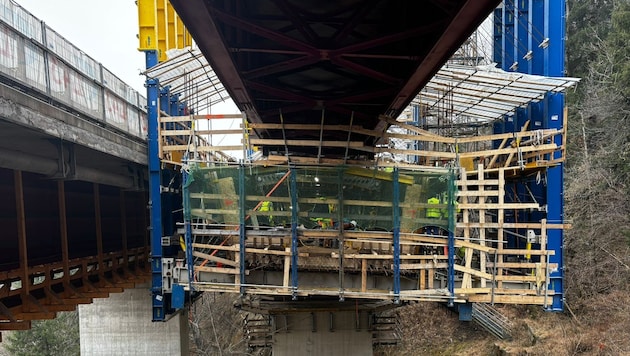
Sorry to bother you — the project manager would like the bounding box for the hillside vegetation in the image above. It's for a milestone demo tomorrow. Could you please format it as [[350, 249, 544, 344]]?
[[389, 1, 630, 355]]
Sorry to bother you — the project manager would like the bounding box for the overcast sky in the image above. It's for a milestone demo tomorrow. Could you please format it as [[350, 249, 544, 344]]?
[[17, 0, 146, 93]]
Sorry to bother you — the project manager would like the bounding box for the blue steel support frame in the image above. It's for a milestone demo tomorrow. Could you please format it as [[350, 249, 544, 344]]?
[[495, 0, 566, 311], [503, 1, 516, 71], [290, 167, 299, 299], [239, 164, 246, 295], [392, 168, 400, 302], [170, 94, 180, 115], [543, 0, 565, 311], [516, 0, 530, 74], [530, 0, 545, 76], [145, 50, 166, 321]]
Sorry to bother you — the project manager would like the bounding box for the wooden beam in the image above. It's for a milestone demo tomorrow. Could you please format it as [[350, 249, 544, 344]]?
[[195, 266, 242, 274], [250, 138, 369, 149], [193, 251, 239, 267], [0, 321, 31, 330]]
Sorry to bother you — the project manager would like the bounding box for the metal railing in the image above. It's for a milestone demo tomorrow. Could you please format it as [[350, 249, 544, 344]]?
[[471, 302, 512, 340]]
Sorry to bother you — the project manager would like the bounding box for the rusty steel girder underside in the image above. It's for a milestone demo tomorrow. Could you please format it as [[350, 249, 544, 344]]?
[[169, 0, 501, 157]]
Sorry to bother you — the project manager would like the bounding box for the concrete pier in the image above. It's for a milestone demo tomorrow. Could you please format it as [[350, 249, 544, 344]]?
[[271, 310, 374, 356], [79, 287, 188, 356]]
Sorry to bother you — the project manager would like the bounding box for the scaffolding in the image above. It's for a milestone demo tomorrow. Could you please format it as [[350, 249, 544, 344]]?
[[157, 104, 570, 306]]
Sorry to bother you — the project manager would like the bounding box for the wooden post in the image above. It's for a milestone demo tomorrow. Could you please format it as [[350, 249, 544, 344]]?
[[478, 164, 487, 288], [419, 269, 426, 290], [459, 168, 472, 289], [497, 169, 505, 288], [283, 247, 291, 292], [361, 258, 367, 293]]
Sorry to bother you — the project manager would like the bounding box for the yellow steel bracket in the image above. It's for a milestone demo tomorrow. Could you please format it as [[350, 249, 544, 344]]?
[[137, 0, 193, 62]]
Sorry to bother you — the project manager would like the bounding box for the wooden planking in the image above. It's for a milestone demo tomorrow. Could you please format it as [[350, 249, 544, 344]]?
[[454, 264, 493, 280], [192, 251, 239, 267], [250, 138, 368, 148], [467, 294, 548, 304], [162, 144, 244, 152], [161, 114, 244, 122], [195, 266, 241, 274]]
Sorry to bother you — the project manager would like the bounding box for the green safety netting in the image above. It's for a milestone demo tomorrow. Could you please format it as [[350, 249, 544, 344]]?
[[182, 164, 458, 233]]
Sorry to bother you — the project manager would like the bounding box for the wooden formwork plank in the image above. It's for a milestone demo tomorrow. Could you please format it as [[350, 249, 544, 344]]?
[[459, 167, 473, 289], [160, 129, 193, 136], [398, 263, 448, 269], [455, 179, 500, 185], [487, 137, 508, 168], [456, 222, 568, 229], [457, 203, 540, 210], [250, 138, 367, 148], [195, 266, 242, 274], [361, 260, 367, 293], [467, 294, 547, 304], [191, 243, 239, 251], [162, 145, 244, 152], [477, 165, 487, 288], [454, 264, 493, 280], [497, 249, 554, 256], [497, 168, 505, 288], [283, 248, 290, 292], [457, 190, 500, 197], [192, 251, 238, 267], [455, 288, 553, 296], [487, 262, 557, 269], [460, 143, 556, 160], [503, 121, 530, 168]]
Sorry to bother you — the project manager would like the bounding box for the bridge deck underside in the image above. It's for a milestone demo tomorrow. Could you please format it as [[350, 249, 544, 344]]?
[[0, 167, 150, 331], [169, 0, 501, 157]]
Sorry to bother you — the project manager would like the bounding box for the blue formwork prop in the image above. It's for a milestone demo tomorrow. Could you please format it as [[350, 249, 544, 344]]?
[[495, 0, 566, 311], [145, 50, 166, 321], [172, 284, 185, 310], [458, 303, 473, 321]]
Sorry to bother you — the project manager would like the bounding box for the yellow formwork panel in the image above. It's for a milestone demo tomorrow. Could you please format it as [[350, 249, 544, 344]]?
[[137, 0, 158, 51], [138, 0, 192, 62]]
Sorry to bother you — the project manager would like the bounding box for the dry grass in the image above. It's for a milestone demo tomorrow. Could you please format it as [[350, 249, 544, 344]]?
[[379, 293, 630, 356]]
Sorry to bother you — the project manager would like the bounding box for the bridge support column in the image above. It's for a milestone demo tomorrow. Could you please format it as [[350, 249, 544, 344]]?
[[78, 286, 189, 356], [271, 310, 373, 356]]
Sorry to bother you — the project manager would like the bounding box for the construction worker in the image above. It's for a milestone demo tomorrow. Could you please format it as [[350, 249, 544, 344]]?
[[259, 200, 274, 226], [426, 195, 441, 219]]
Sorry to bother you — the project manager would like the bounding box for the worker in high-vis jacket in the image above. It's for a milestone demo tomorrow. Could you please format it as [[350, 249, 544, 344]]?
[[426, 195, 441, 219], [259, 201, 274, 226]]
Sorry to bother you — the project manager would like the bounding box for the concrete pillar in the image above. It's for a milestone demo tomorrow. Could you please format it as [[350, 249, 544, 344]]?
[[78, 287, 188, 356], [271, 311, 373, 356]]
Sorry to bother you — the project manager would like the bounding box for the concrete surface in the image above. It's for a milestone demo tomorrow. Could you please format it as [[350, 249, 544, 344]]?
[[79, 287, 188, 356]]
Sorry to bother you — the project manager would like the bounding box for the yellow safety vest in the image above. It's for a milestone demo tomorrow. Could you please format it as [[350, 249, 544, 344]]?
[[260, 201, 272, 211], [426, 197, 441, 218]]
